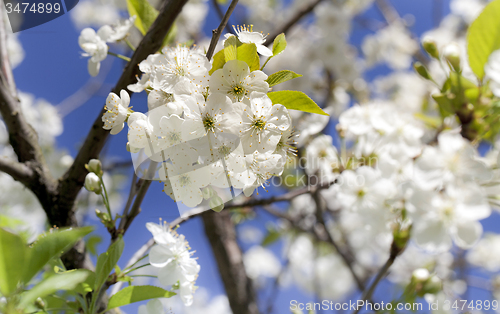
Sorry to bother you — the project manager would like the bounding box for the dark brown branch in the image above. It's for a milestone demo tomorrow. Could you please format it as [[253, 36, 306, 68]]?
[[352, 240, 405, 314], [0, 157, 33, 184], [266, 0, 324, 46], [202, 210, 259, 314], [224, 180, 334, 209], [212, 0, 234, 35], [206, 0, 239, 61]]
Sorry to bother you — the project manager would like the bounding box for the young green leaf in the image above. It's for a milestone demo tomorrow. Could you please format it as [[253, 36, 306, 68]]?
[[94, 237, 125, 291], [0, 228, 28, 296], [126, 0, 159, 35], [107, 285, 176, 309], [467, 0, 500, 80], [272, 33, 287, 56], [19, 270, 90, 307], [22, 227, 94, 285], [224, 35, 238, 61], [266, 70, 302, 87], [237, 43, 260, 71], [267, 91, 329, 116], [209, 49, 226, 75]]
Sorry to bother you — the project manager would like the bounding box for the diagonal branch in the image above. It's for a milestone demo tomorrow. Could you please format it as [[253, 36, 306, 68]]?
[[206, 0, 239, 60], [0, 157, 33, 184], [266, 0, 324, 46]]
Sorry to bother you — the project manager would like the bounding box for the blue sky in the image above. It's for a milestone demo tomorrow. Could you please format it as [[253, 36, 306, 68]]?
[[11, 0, 499, 313]]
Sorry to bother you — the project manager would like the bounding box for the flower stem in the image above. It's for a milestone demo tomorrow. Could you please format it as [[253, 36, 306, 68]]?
[[261, 56, 272, 70], [108, 51, 131, 62], [124, 38, 136, 51]]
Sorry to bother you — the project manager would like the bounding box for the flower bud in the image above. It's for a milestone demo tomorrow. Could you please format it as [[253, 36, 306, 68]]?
[[86, 159, 102, 175], [443, 43, 461, 71], [202, 186, 215, 200], [422, 36, 439, 59], [423, 275, 442, 294], [413, 62, 432, 80], [412, 268, 430, 282], [209, 195, 224, 212], [85, 173, 102, 194]]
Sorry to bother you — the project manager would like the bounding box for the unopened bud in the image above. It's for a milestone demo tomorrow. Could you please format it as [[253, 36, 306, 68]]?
[[443, 43, 461, 71], [202, 186, 215, 200], [35, 297, 45, 309], [423, 275, 442, 294], [422, 36, 439, 59], [209, 195, 224, 212], [84, 173, 102, 194], [86, 159, 102, 175], [412, 268, 430, 282], [413, 62, 432, 80]]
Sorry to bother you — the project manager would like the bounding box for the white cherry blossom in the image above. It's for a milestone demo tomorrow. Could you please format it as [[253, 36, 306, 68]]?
[[102, 90, 130, 135]]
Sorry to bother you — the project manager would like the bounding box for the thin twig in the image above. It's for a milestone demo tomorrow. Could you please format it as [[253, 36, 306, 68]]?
[[212, 0, 234, 35], [266, 0, 324, 47], [224, 180, 334, 209], [206, 0, 239, 61], [352, 240, 403, 314]]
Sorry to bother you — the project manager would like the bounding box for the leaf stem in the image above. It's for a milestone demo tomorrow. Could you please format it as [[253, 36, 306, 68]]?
[[124, 38, 136, 51], [107, 51, 131, 62]]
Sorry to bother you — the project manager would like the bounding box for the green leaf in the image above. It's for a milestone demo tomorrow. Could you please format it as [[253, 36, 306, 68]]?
[[23, 227, 93, 285], [74, 270, 95, 295], [94, 237, 124, 291], [237, 43, 260, 72], [224, 35, 238, 61], [267, 91, 329, 116], [266, 70, 302, 87], [107, 285, 176, 309], [86, 235, 102, 257], [467, 0, 500, 80], [0, 228, 27, 295], [262, 228, 281, 247], [209, 41, 260, 75], [19, 270, 90, 307], [209, 49, 226, 75], [126, 0, 159, 35], [272, 33, 287, 57]]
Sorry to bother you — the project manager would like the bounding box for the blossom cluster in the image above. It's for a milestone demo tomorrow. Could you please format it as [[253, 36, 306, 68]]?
[[78, 16, 135, 76], [146, 222, 200, 306], [102, 28, 298, 210]]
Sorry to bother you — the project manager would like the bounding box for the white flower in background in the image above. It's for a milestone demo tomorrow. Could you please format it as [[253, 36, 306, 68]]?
[[78, 28, 108, 76], [305, 134, 339, 182], [97, 16, 136, 43], [334, 166, 395, 212], [467, 234, 500, 272], [160, 288, 232, 314], [7, 34, 24, 68], [147, 223, 200, 306], [243, 246, 281, 279], [70, 0, 121, 29], [138, 299, 165, 314], [235, 92, 291, 154], [287, 234, 355, 301], [102, 90, 130, 135], [413, 131, 491, 190], [450, 0, 487, 23], [210, 60, 269, 102], [408, 182, 490, 252], [362, 22, 418, 70], [229, 25, 273, 57], [152, 45, 211, 93], [485, 50, 500, 97]]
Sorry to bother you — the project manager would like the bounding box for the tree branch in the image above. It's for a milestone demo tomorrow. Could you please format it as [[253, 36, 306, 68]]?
[[202, 210, 259, 314], [266, 0, 324, 46], [206, 0, 239, 61], [0, 157, 33, 184]]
